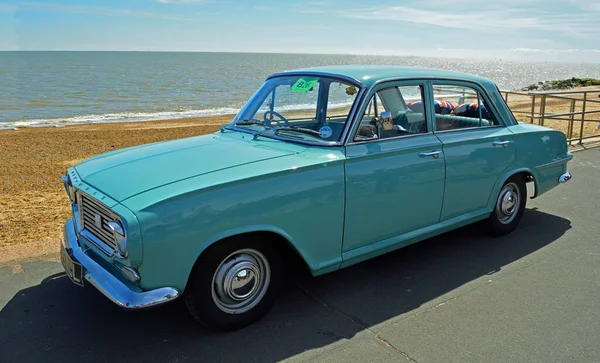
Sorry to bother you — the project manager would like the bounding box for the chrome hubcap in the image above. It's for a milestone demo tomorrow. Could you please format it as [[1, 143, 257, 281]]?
[[212, 249, 270, 314], [496, 182, 520, 224]]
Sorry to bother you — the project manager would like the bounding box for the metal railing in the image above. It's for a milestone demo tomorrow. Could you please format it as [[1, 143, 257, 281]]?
[[500, 89, 600, 145]]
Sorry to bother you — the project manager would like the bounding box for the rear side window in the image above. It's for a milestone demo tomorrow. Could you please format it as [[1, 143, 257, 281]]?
[[431, 84, 500, 131]]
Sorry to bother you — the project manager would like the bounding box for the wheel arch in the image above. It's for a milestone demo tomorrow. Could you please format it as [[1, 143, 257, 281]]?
[[487, 168, 538, 211], [183, 227, 314, 292]]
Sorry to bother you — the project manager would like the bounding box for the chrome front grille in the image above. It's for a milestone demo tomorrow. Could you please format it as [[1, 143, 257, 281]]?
[[78, 192, 117, 251]]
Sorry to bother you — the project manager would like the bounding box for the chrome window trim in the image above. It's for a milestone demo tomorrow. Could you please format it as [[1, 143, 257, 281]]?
[[433, 124, 506, 134], [347, 131, 434, 146]]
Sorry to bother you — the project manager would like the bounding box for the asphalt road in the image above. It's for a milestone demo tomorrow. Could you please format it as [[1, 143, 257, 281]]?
[[1, 147, 599, 363]]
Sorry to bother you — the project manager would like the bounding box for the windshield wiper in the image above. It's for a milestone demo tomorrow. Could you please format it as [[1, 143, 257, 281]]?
[[251, 126, 322, 141], [274, 126, 322, 137], [235, 119, 265, 126]]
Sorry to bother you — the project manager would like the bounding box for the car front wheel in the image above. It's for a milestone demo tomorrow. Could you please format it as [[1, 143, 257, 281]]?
[[486, 175, 527, 236], [184, 238, 283, 331]]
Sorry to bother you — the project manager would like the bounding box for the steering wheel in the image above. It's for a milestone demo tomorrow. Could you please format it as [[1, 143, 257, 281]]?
[[263, 110, 290, 127]]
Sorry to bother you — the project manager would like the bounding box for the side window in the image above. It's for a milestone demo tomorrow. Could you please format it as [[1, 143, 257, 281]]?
[[354, 85, 427, 142], [431, 84, 500, 131]]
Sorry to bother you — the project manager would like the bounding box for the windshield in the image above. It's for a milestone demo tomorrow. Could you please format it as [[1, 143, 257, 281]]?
[[229, 75, 362, 143]]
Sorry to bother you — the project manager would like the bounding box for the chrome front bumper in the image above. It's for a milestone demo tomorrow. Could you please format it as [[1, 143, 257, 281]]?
[[61, 218, 180, 309]]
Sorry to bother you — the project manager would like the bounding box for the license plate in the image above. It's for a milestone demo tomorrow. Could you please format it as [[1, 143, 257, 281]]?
[[60, 244, 84, 286]]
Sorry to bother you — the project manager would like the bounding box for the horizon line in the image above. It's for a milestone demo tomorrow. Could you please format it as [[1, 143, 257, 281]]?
[[1, 50, 598, 64]]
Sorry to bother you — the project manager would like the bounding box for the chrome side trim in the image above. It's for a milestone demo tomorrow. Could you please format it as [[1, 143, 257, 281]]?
[[535, 155, 574, 170], [62, 218, 180, 309]]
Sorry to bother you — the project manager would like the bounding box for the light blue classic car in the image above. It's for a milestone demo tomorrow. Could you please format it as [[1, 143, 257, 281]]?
[[60, 65, 572, 331]]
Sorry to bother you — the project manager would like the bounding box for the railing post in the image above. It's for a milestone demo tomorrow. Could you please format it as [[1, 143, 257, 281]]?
[[568, 99, 576, 144], [504, 92, 509, 103], [539, 94, 547, 126], [530, 94, 536, 123], [578, 92, 588, 145]]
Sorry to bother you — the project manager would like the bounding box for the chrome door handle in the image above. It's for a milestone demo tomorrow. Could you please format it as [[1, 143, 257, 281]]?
[[493, 141, 511, 147], [419, 151, 441, 159]]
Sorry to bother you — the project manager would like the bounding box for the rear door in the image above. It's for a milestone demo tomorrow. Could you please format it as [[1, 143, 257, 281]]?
[[430, 82, 516, 221]]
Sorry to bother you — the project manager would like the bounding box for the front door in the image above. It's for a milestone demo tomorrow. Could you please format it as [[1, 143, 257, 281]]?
[[342, 82, 446, 253]]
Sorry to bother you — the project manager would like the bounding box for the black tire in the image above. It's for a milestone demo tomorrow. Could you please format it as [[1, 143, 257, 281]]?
[[486, 174, 527, 236], [184, 236, 283, 331]]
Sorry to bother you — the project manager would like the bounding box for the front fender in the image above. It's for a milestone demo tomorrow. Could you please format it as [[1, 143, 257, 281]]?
[[128, 158, 346, 292]]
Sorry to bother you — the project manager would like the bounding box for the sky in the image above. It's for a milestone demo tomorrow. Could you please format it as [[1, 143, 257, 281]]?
[[0, 0, 599, 62]]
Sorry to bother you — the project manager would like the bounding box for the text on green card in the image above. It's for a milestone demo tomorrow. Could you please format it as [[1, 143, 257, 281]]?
[[291, 78, 318, 93]]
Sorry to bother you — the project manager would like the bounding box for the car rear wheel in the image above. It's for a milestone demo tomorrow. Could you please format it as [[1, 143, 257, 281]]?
[[486, 175, 527, 236], [184, 238, 283, 331]]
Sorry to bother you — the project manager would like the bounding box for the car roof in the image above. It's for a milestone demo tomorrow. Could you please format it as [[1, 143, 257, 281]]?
[[268, 65, 494, 88]]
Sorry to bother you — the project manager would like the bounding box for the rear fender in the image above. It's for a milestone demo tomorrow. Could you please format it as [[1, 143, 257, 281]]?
[[486, 167, 538, 212]]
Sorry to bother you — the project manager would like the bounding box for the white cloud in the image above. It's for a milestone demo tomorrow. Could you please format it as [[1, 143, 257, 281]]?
[[14, 2, 193, 20], [339, 6, 594, 35], [292, 2, 599, 40]]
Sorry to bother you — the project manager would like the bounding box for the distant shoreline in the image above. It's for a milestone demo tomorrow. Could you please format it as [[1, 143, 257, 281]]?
[[1, 50, 599, 64]]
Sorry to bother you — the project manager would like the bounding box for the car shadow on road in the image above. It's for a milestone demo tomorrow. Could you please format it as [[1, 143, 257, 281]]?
[[0, 208, 571, 363]]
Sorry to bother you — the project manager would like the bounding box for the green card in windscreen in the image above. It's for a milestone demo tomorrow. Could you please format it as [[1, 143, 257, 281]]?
[[291, 78, 318, 93]]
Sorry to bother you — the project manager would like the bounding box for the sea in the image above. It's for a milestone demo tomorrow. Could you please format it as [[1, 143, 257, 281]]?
[[1, 51, 599, 129]]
